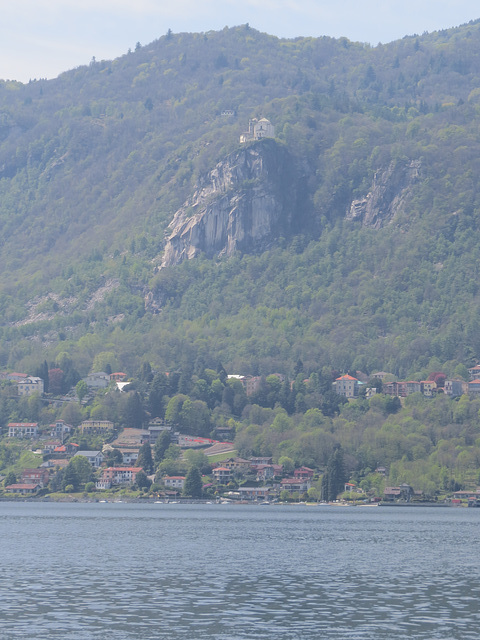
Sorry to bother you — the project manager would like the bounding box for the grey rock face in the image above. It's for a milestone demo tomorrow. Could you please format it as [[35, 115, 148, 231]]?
[[347, 160, 421, 228], [162, 140, 297, 267]]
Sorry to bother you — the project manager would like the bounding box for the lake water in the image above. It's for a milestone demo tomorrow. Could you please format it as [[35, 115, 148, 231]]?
[[0, 502, 479, 639]]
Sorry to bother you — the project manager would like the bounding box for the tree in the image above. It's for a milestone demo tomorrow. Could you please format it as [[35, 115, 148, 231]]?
[[70, 455, 94, 485], [4, 471, 16, 486], [62, 462, 80, 492], [183, 448, 210, 473], [154, 430, 171, 464], [278, 456, 295, 474], [321, 446, 346, 501], [76, 380, 88, 403], [104, 448, 123, 465], [183, 467, 203, 498], [135, 470, 152, 489], [149, 373, 170, 418], [48, 368, 64, 395], [120, 391, 145, 428], [137, 441, 154, 474], [35, 360, 49, 394]]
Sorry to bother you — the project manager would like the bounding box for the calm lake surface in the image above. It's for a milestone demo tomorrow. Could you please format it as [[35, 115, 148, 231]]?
[[0, 502, 479, 639]]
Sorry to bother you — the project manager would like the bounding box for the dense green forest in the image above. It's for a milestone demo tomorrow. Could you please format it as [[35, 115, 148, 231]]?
[[0, 22, 480, 377], [2, 22, 480, 491]]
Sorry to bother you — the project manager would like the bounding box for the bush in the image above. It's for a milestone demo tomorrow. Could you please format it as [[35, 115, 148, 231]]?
[[85, 482, 95, 492]]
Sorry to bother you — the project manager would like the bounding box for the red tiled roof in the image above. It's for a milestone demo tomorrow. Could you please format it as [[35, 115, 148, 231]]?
[[8, 422, 38, 427], [335, 374, 358, 381]]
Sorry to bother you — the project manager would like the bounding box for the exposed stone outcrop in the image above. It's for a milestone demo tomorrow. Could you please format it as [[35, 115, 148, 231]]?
[[161, 139, 299, 268], [346, 160, 421, 228]]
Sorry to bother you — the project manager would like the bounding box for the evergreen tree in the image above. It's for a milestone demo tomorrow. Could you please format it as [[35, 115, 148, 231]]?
[[121, 391, 145, 428], [154, 430, 171, 464], [62, 462, 80, 491], [149, 373, 169, 418], [140, 361, 153, 382], [323, 446, 346, 501], [183, 467, 203, 498], [137, 441, 154, 474]]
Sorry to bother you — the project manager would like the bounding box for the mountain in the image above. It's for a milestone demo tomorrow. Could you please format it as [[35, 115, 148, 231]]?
[[1, 22, 480, 378]]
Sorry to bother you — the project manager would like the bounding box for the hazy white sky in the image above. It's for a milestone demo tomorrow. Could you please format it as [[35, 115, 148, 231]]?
[[1, 1, 479, 82]]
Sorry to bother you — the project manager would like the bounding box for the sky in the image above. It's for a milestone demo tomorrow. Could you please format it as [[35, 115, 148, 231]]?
[[1, 1, 480, 83]]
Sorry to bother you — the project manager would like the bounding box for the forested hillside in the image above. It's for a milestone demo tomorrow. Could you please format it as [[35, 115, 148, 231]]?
[[1, 22, 480, 379]]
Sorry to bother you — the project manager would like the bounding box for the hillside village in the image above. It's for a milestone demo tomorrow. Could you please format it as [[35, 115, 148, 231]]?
[[1, 362, 480, 506]]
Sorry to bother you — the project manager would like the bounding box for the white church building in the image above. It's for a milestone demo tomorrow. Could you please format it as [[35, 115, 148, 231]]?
[[240, 118, 275, 143]]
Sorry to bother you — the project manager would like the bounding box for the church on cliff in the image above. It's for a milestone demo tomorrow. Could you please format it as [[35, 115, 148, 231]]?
[[240, 118, 275, 143]]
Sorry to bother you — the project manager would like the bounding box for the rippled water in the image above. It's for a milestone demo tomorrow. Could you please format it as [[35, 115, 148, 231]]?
[[0, 502, 479, 639]]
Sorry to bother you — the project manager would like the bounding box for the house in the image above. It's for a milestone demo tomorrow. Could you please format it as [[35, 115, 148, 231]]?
[[228, 375, 262, 396], [383, 381, 396, 396], [333, 374, 359, 398], [212, 467, 232, 484], [344, 482, 358, 493], [53, 443, 79, 457], [421, 380, 437, 397], [250, 456, 273, 467], [163, 476, 186, 490], [148, 421, 171, 444], [468, 365, 480, 381], [371, 371, 393, 381], [405, 381, 421, 395], [240, 117, 275, 143], [43, 440, 62, 454], [243, 375, 262, 396], [110, 372, 127, 382], [79, 420, 114, 435], [238, 486, 271, 500], [468, 379, 480, 396], [117, 448, 140, 465], [98, 466, 142, 487], [383, 484, 414, 501], [7, 423, 38, 438], [50, 420, 73, 439], [83, 372, 110, 388], [18, 376, 44, 397], [5, 483, 40, 495], [21, 468, 50, 487], [280, 478, 311, 493], [6, 372, 29, 382], [444, 379, 468, 397], [256, 465, 275, 481], [294, 466, 315, 480], [74, 450, 104, 468], [222, 457, 251, 473]]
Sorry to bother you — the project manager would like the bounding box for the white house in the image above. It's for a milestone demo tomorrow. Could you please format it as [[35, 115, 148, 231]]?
[[74, 450, 104, 468], [163, 476, 185, 490], [8, 422, 38, 438]]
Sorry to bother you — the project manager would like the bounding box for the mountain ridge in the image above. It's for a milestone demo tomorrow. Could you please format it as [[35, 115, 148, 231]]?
[[1, 23, 480, 377]]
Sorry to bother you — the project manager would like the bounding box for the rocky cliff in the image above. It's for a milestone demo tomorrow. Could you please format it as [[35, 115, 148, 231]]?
[[161, 140, 300, 267], [346, 159, 421, 228]]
